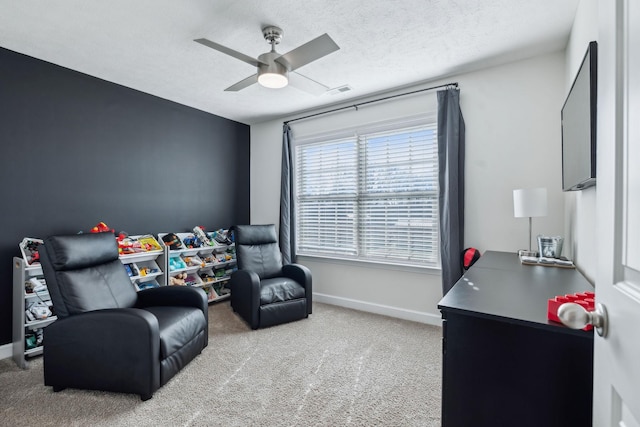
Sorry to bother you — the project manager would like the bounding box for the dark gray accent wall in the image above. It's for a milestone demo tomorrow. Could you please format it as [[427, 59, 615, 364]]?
[[0, 47, 250, 346]]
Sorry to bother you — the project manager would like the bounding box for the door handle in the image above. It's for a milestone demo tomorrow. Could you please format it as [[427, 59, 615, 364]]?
[[558, 302, 608, 337]]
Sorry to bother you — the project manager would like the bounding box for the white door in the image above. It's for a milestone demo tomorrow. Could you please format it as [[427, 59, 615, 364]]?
[[594, 0, 640, 425]]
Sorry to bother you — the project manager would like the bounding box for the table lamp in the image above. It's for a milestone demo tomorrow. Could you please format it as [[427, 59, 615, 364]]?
[[513, 188, 548, 256]]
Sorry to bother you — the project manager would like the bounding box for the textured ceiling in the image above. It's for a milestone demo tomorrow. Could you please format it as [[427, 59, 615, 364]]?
[[0, 0, 580, 125]]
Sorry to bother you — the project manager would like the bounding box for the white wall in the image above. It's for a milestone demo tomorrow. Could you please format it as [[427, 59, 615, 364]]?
[[564, 0, 598, 282], [462, 53, 566, 252], [251, 51, 566, 324]]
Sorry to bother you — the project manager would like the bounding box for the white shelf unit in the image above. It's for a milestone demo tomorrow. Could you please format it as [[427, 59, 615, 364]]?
[[159, 232, 236, 303], [201, 237, 236, 303], [12, 257, 57, 369], [119, 248, 166, 290]]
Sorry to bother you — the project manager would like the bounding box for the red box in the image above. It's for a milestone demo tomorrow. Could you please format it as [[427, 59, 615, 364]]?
[[547, 291, 595, 331]]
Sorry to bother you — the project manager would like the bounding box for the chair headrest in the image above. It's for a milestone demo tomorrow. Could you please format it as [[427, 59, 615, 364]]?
[[233, 224, 278, 245], [43, 232, 119, 271]]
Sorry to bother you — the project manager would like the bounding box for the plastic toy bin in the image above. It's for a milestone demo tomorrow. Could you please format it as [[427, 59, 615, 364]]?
[[136, 279, 160, 291]]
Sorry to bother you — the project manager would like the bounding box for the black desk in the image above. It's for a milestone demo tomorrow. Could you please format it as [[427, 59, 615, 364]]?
[[438, 251, 594, 427]]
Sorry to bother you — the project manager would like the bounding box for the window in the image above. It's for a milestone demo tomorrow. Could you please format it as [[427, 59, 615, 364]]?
[[295, 120, 439, 268]]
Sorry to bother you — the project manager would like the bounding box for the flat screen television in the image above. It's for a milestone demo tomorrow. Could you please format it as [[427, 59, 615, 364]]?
[[561, 41, 597, 191]]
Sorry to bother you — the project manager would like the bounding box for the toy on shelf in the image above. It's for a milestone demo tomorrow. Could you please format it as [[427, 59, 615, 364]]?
[[193, 226, 213, 247], [124, 263, 139, 277], [547, 291, 596, 330], [25, 278, 47, 294], [90, 222, 114, 233], [184, 274, 199, 287], [117, 232, 141, 255], [209, 229, 232, 245], [213, 282, 230, 296], [169, 257, 187, 271], [138, 266, 159, 277], [136, 235, 163, 252], [25, 329, 44, 350], [20, 238, 43, 265], [183, 255, 203, 268], [181, 234, 203, 249], [170, 273, 187, 286], [117, 233, 163, 255], [199, 270, 215, 283], [200, 254, 215, 265], [161, 233, 183, 250], [26, 300, 52, 321]]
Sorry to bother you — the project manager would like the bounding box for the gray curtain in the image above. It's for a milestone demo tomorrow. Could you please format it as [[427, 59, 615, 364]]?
[[279, 124, 296, 264], [437, 88, 465, 295]]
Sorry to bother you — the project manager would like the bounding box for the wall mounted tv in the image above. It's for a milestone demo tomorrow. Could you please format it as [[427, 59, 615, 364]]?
[[561, 41, 597, 191]]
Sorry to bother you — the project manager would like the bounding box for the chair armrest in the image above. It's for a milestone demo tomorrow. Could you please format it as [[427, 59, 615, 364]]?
[[282, 263, 312, 287], [136, 286, 208, 347], [229, 270, 261, 329], [136, 285, 208, 313], [44, 308, 161, 397], [283, 263, 313, 315], [46, 308, 159, 351]]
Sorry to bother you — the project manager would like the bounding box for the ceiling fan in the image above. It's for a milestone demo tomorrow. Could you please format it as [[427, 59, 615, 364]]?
[[194, 26, 339, 94]]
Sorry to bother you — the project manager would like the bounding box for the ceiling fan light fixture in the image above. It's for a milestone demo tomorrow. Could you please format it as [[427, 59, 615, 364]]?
[[258, 71, 288, 88], [257, 57, 289, 88]]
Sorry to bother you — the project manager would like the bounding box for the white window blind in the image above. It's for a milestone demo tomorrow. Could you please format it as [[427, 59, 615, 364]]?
[[295, 122, 439, 268]]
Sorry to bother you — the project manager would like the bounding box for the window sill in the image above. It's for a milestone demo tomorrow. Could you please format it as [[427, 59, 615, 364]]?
[[296, 254, 441, 275]]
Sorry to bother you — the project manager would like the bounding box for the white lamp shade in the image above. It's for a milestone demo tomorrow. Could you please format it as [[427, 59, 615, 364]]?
[[513, 188, 548, 218]]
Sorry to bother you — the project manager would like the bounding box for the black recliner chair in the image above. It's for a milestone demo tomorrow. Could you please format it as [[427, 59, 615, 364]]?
[[39, 232, 208, 400], [229, 224, 312, 329]]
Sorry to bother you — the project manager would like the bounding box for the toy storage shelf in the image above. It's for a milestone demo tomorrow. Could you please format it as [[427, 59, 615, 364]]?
[[159, 231, 236, 303], [119, 235, 166, 290], [206, 239, 235, 302], [12, 257, 54, 369]]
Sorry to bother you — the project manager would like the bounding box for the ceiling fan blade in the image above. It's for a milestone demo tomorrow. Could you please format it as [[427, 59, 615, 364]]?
[[225, 74, 258, 92], [289, 72, 330, 96], [275, 33, 339, 71], [194, 38, 266, 67]]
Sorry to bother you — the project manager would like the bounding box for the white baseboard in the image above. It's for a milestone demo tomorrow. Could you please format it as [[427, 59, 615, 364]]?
[[313, 293, 442, 327], [0, 343, 13, 360]]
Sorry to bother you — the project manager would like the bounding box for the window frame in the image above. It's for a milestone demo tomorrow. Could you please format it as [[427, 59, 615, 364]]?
[[293, 115, 440, 270]]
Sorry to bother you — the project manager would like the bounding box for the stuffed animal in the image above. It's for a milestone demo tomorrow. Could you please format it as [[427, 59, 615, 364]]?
[[170, 273, 187, 286]]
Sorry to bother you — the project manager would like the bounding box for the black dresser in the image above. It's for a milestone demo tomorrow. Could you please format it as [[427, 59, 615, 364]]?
[[438, 251, 594, 427]]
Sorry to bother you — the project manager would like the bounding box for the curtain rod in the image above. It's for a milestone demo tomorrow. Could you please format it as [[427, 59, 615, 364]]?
[[284, 82, 458, 125]]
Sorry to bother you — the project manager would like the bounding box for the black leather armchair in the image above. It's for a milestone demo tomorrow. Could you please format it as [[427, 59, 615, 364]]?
[[39, 232, 208, 401], [229, 224, 312, 329]]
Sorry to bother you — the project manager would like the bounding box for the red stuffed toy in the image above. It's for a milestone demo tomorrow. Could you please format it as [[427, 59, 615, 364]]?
[[90, 221, 114, 233]]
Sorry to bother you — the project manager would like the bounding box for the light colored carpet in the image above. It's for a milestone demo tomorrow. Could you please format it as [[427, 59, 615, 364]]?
[[0, 302, 442, 426]]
